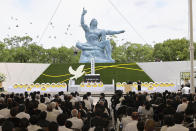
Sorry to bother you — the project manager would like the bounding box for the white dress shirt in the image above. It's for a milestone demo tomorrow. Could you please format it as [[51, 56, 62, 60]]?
[[84, 99, 91, 110], [122, 116, 133, 129], [76, 96, 81, 102], [124, 120, 138, 131], [182, 87, 190, 94], [0, 108, 10, 118], [27, 125, 41, 131], [88, 96, 93, 105], [16, 112, 30, 119], [44, 97, 50, 103], [70, 98, 77, 107], [160, 125, 167, 131], [59, 126, 73, 131], [67, 117, 83, 129], [138, 106, 153, 116], [53, 108, 63, 116], [38, 103, 47, 111], [46, 111, 58, 122], [167, 124, 189, 131], [176, 103, 188, 112]]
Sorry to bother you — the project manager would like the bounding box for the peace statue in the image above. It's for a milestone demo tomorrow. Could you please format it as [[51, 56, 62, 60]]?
[[76, 8, 125, 63]]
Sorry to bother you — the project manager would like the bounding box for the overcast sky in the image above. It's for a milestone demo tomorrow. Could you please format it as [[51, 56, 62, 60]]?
[[0, 0, 195, 48]]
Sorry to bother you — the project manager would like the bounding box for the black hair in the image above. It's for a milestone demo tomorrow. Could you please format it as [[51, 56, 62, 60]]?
[[18, 104, 25, 112], [29, 115, 39, 125], [19, 118, 29, 128], [39, 111, 47, 120], [163, 116, 174, 126], [2, 120, 15, 131], [57, 113, 68, 126], [83, 95, 88, 100], [126, 107, 133, 116], [10, 107, 18, 117], [65, 120, 72, 128], [174, 113, 184, 124], [145, 102, 151, 111], [48, 122, 58, 131], [40, 97, 45, 103], [86, 92, 91, 96], [137, 120, 145, 131]]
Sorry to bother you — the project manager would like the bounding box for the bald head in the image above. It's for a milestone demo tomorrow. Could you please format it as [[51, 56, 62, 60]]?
[[71, 109, 78, 117]]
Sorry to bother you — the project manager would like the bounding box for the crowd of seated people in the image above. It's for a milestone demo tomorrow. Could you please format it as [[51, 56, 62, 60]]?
[[0, 91, 111, 131], [111, 90, 196, 131], [0, 89, 196, 131]]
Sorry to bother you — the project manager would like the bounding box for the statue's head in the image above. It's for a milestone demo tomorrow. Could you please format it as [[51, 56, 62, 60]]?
[[90, 18, 98, 29]]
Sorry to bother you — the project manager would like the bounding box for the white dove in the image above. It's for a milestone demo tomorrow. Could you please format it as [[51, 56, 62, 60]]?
[[69, 65, 85, 80]]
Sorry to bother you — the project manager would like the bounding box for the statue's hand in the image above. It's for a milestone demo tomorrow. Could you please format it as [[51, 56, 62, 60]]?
[[120, 30, 125, 33], [82, 8, 87, 15]]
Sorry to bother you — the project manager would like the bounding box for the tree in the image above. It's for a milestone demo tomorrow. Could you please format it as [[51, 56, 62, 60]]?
[[153, 38, 189, 61], [125, 42, 154, 62]]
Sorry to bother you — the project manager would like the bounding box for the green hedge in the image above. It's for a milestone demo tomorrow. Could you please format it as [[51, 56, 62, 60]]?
[[34, 63, 153, 84]]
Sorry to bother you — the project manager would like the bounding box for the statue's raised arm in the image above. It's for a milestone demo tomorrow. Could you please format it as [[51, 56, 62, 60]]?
[[81, 8, 89, 32]]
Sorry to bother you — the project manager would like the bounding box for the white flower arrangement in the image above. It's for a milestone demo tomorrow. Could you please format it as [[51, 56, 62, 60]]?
[[0, 73, 6, 82]]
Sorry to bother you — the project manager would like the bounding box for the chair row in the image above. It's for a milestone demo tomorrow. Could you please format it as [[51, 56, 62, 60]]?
[[13, 83, 67, 88]]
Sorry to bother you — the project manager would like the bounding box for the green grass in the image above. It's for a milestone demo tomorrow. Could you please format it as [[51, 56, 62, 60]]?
[[34, 63, 153, 84]]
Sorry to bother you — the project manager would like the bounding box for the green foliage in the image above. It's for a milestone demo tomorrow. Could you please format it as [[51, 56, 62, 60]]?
[[0, 36, 80, 63], [34, 63, 153, 84], [153, 38, 190, 61]]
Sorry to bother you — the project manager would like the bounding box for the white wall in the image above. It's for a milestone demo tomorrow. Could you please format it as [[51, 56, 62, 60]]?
[[137, 61, 196, 85], [0, 63, 50, 88]]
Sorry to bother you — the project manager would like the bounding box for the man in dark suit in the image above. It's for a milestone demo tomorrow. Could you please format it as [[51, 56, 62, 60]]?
[[137, 80, 141, 92]]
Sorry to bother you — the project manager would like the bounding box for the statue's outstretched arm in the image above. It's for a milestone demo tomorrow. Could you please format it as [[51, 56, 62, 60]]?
[[81, 8, 89, 32], [106, 30, 125, 35]]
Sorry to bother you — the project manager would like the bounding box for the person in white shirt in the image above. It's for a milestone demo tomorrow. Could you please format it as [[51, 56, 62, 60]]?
[[124, 112, 139, 131], [0, 105, 10, 118], [167, 112, 189, 131], [16, 104, 30, 120], [46, 104, 58, 122], [38, 97, 47, 111], [27, 115, 42, 131], [87, 92, 93, 105], [122, 107, 133, 130], [138, 102, 153, 117], [160, 116, 174, 131], [69, 95, 77, 107], [181, 85, 190, 94], [50, 102, 63, 115], [57, 113, 73, 131], [176, 98, 188, 112], [43, 94, 50, 103], [83, 95, 91, 111], [67, 109, 83, 129], [75, 92, 81, 102]]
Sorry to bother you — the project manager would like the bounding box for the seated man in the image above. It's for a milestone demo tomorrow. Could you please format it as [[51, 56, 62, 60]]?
[[124, 112, 139, 131], [176, 98, 188, 112], [167, 113, 189, 131], [67, 109, 83, 130], [121, 107, 133, 128]]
